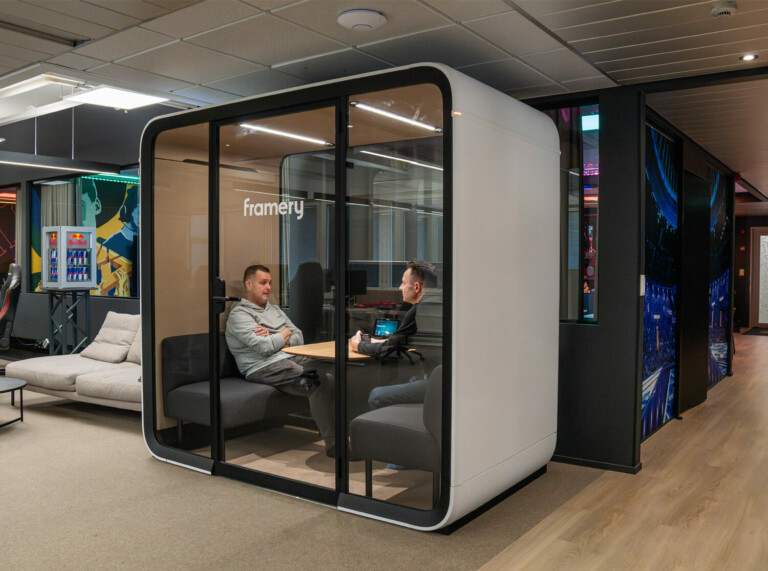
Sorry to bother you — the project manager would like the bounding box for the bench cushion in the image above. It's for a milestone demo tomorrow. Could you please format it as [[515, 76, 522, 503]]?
[[76, 366, 142, 403], [166, 377, 305, 429], [5, 355, 133, 392]]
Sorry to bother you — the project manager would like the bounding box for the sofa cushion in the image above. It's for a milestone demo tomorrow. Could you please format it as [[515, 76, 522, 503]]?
[[5, 355, 130, 392], [126, 327, 142, 365], [81, 312, 140, 363], [76, 365, 142, 403]]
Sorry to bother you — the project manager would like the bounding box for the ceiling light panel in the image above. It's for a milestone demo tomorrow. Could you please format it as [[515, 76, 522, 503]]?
[[66, 86, 168, 109]]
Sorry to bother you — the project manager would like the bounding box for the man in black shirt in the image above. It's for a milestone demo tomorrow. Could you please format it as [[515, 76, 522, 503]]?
[[350, 260, 437, 408]]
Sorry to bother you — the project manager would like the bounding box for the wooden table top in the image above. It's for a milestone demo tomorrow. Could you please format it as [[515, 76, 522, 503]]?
[[282, 340, 370, 361]]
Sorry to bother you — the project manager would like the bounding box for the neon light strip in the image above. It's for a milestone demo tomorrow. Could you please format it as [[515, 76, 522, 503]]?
[[350, 102, 442, 133], [0, 160, 109, 174]]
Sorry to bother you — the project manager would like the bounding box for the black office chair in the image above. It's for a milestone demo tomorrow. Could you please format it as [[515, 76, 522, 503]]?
[[288, 262, 324, 344], [350, 365, 443, 507], [0, 263, 22, 350]]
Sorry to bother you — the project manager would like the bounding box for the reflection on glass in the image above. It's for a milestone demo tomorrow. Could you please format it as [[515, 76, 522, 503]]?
[[345, 84, 445, 511], [544, 104, 599, 322], [218, 107, 337, 489], [152, 123, 211, 456]]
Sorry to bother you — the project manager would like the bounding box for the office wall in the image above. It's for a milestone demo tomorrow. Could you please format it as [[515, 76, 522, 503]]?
[[549, 88, 645, 472], [734, 215, 768, 329], [0, 103, 175, 342]]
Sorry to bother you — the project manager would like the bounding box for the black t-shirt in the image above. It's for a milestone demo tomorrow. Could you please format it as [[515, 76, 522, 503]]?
[[357, 303, 418, 358]]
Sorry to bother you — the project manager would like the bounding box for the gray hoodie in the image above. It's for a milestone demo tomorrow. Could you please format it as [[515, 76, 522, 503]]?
[[225, 298, 304, 378]]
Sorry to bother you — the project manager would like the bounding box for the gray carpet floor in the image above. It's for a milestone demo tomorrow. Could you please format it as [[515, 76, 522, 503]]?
[[0, 391, 601, 570]]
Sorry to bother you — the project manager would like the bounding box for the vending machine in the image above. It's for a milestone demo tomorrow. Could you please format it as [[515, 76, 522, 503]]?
[[42, 226, 97, 290]]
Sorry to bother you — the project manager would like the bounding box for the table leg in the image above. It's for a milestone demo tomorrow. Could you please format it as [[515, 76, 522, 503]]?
[[19, 388, 23, 422], [11, 390, 14, 406]]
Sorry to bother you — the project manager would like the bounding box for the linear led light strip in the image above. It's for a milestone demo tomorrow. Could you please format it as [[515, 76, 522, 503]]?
[[0, 159, 108, 174], [240, 123, 333, 146], [350, 101, 443, 133], [360, 150, 443, 172]]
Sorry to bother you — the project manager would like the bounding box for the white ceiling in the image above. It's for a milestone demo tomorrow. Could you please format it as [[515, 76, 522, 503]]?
[[1, 0, 767, 195]]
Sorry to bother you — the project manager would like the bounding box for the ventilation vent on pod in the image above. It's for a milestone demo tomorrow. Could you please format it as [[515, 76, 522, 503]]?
[[711, 1, 737, 17]]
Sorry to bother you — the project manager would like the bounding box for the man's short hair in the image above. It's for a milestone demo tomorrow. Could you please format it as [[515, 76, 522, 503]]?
[[407, 260, 437, 287], [243, 264, 270, 286]]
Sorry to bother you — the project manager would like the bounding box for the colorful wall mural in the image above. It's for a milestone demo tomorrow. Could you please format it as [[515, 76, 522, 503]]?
[[708, 167, 731, 386], [642, 125, 679, 440]]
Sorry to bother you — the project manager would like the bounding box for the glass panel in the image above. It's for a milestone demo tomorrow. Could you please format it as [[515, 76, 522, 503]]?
[[346, 84, 444, 510], [152, 123, 211, 456], [759, 236, 768, 323], [219, 107, 336, 488], [642, 124, 679, 440], [29, 178, 77, 291], [543, 104, 599, 322]]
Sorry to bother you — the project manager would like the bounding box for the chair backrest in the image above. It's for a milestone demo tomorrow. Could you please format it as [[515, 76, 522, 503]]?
[[0, 263, 22, 324], [422, 365, 443, 444], [160, 332, 242, 405], [288, 261, 324, 344]]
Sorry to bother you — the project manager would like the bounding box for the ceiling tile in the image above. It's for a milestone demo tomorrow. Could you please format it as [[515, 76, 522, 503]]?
[[171, 85, 240, 103], [505, 83, 568, 100], [521, 49, 603, 82], [0, 42, 50, 63], [457, 58, 552, 92], [204, 69, 306, 96], [0, 1, 113, 39], [22, 0, 140, 30], [273, 49, 392, 82], [146, 0, 198, 9], [596, 37, 768, 73], [0, 27, 73, 55], [240, 0, 296, 10], [0, 54, 27, 71], [273, 0, 451, 46], [610, 51, 766, 83], [360, 25, 506, 68], [572, 10, 768, 56], [417, 0, 511, 23], [47, 53, 107, 71], [75, 27, 174, 61], [515, 0, 616, 18], [465, 11, 564, 56], [116, 41, 263, 83], [141, 0, 260, 38], [86, 63, 195, 91], [83, 0, 169, 20], [561, 75, 617, 92], [187, 13, 344, 66]]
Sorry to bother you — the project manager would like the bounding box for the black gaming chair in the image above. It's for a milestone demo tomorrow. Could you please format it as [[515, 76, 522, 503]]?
[[0, 263, 21, 350]]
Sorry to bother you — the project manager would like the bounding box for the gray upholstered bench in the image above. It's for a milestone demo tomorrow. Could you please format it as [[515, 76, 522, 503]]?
[[161, 333, 306, 446]]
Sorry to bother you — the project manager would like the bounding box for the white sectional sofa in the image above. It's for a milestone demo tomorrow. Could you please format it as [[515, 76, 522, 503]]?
[[6, 312, 142, 411]]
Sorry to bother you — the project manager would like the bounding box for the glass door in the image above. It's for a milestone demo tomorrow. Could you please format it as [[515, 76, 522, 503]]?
[[750, 228, 768, 328], [213, 105, 338, 497]]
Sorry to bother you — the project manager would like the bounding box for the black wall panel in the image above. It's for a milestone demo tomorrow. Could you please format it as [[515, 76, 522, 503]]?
[[553, 88, 645, 472], [0, 119, 35, 153], [37, 110, 73, 157]]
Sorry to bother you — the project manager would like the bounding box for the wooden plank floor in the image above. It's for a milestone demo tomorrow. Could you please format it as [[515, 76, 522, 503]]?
[[482, 333, 768, 570]]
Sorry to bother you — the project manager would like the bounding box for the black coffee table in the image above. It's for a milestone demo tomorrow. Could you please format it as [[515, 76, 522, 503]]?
[[0, 378, 26, 428]]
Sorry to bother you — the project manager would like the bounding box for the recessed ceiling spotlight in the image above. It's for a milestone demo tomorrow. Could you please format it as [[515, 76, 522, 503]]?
[[740, 53, 758, 61], [711, 1, 737, 17], [337, 9, 387, 31]]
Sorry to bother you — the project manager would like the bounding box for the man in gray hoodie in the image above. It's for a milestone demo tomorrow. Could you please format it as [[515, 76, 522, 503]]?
[[225, 264, 334, 454]]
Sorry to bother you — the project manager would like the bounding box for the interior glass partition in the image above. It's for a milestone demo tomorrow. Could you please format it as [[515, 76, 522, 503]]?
[[144, 70, 451, 520], [345, 84, 445, 509], [152, 123, 211, 454], [217, 106, 337, 489]]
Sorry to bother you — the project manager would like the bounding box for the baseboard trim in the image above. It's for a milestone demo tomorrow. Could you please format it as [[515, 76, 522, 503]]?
[[552, 454, 641, 474]]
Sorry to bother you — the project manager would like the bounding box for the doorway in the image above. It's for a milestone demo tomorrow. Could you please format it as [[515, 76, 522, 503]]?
[[749, 227, 768, 328]]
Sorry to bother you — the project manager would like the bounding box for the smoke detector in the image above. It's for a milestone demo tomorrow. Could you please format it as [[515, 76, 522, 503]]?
[[337, 9, 387, 31], [711, 1, 737, 17]]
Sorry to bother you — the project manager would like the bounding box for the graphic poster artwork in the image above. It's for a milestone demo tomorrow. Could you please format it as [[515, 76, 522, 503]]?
[[708, 167, 731, 386], [642, 125, 679, 440], [81, 176, 139, 297]]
